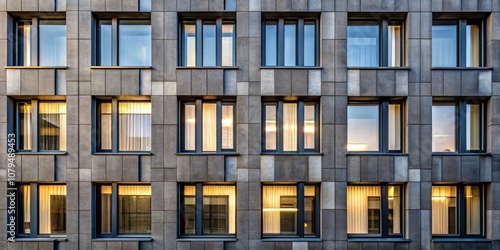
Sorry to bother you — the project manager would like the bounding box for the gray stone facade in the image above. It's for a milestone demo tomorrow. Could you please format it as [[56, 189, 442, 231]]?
[[0, 0, 500, 249]]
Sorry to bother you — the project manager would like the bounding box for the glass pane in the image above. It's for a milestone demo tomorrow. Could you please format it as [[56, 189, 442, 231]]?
[[432, 105, 456, 152], [39, 185, 66, 234], [100, 185, 112, 234], [262, 186, 297, 235], [388, 104, 401, 151], [304, 104, 315, 149], [432, 186, 457, 235], [347, 25, 379, 67], [118, 102, 151, 151], [283, 103, 297, 151], [347, 105, 379, 151], [18, 102, 32, 150], [182, 186, 196, 234], [432, 25, 457, 67], [347, 186, 381, 234], [203, 185, 236, 234], [466, 104, 481, 151], [98, 20, 112, 66], [388, 186, 401, 234], [119, 20, 151, 66], [221, 104, 234, 149], [265, 22, 277, 66], [203, 23, 216, 66], [39, 20, 66, 66], [304, 21, 316, 66], [225, 0, 236, 10], [118, 185, 151, 234], [184, 104, 196, 151], [265, 105, 277, 150], [465, 186, 481, 235], [388, 24, 401, 67], [183, 23, 196, 66], [17, 21, 32, 66], [222, 24, 235, 66], [304, 185, 316, 235], [202, 103, 217, 152], [284, 22, 297, 66], [99, 103, 112, 150], [466, 24, 480, 67], [139, 0, 151, 11], [19, 185, 31, 234], [39, 102, 66, 151]]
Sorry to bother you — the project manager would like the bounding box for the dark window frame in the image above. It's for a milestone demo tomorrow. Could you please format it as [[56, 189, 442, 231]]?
[[261, 183, 321, 238], [262, 17, 320, 67], [347, 99, 405, 153], [179, 99, 237, 153], [348, 184, 405, 238], [93, 183, 152, 238], [178, 183, 237, 237], [432, 99, 486, 154], [432, 184, 485, 238]]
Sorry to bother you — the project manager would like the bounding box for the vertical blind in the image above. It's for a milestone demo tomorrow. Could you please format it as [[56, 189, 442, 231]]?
[[347, 186, 381, 234], [265, 105, 277, 150], [39, 102, 67, 151], [283, 103, 297, 151], [432, 25, 457, 67], [118, 102, 151, 151], [432, 186, 456, 234], [202, 103, 217, 151]]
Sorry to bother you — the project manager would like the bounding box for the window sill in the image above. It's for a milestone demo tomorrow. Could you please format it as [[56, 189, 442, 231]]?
[[176, 152, 239, 156], [14, 151, 67, 155], [14, 237, 67, 242], [431, 67, 493, 70], [261, 237, 321, 242], [90, 66, 152, 69], [347, 67, 410, 70], [261, 152, 323, 156], [432, 152, 491, 156], [92, 237, 152, 242], [346, 152, 408, 156], [177, 237, 237, 242], [260, 66, 322, 69], [348, 238, 410, 242], [432, 238, 490, 243], [4, 66, 68, 69], [176, 66, 238, 70], [93, 152, 153, 155]]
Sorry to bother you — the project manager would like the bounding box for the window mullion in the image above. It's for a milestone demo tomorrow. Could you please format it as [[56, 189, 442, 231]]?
[[297, 183, 305, 237], [297, 19, 304, 66], [30, 183, 38, 237], [458, 19, 467, 67], [196, 19, 203, 67], [31, 100, 38, 152], [298, 102, 305, 152], [458, 102, 466, 153], [32, 17, 38, 66], [112, 99, 119, 153], [380, 185, 389, 237], [380, 102, 388, 152], [458, 185, 466, 236], [216, 19, 222, 66], [277, 19, 285, 66], [195, 183, 203, 235], [112, 18, 118, 66], [111, 183, 118, 237], [381, 20, 388, 67]]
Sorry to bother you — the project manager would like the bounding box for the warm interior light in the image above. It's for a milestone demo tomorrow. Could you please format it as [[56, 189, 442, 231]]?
[[222, 119, 233, 127], [304, 121, 315, 133], [266, 121, 276, 132], [187, 118, 196, 123], [262, 208, 298, 212], [432, 196, 447, 201], [347, 143, 367, 151], [388, 197, 394, 200]]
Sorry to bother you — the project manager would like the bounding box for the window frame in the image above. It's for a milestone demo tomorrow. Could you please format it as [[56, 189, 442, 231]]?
[[179, 17, 236, 67], [347, 17, 405, 67], [347, 184, 405, 238], [179, 99, 237, 153], [262, 17, 320, 67], [16, 183, 67, 238], [178, 183, 237, 238], [261, 183, 321, 238], [432, 184, 485, 238], [347, 99, 405, 153], [432, 99, 486, 154], [432, 19, 485, 68], [261, 100, 320, 153]]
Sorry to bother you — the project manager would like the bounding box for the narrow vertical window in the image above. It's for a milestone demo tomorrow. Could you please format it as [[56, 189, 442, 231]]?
[[202, 103, 217, 152], [184, 104, 196, 151], [183, 23, 197, 67], [99, 103, 112, 151], [17, 21, 32, 66], [182, 185, 196, 234], [222, 23, 235, 66], [19, 185, 31, 234], [265, 21, 278, 66], [466, 104, 481, 151], [119, 20, 151, 66], [265, 104, 277, 150], [303, 21, 316, 67], [98, 20, 112, 66], [466, 22, 481, 67], [303, 104, 316, 149], [284, 22, 297, 66], [39, 102, 67, 151], [388, 104, 401, 151], [39, 20, 66, 66], [202, 22, 217, 66], [432, 104, 456, 152], [99, 185, 112, 234], [221, 104, 234, 149], [388, 24, 401, 67], [283, 103, 298, 151], [18, 102, 32, 150], [465, 186, 481, 235]]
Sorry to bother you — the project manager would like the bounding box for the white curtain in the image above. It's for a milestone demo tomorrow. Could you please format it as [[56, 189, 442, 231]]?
[[304, 104, 315, 149], [119, 20, 151, 66], [20, 185, 31, 233], [221, 105, 234, 149], [39, 102, 66, 151], [388, 186, 401, 234], [19, 103, 32, 150], [466, 25, 480, 67], [265, 105, 277, 150], [262, 186, 297, 234], [39, 185, 66, 234], [100, 186, 112, 233], [432, 186, 456, 234], [388, 25, 401, 67], [39, 20, 66, 66], [202, 103, 217, 152], [119, 102, 151, 151], [184, 24, 196, 66], [347, 186, 381, 234], [184, 104, 196, 150], [466, 186, 481, 234], [388, 104, 401, 151], [222, 24, 234, 66], [100, 103, 112, 150], [283, 103, 297, 151], [203, 186, 236, 234], [466, 104, 480, 150], [432, 26, 457, 67], [347, 25, 379, 67]]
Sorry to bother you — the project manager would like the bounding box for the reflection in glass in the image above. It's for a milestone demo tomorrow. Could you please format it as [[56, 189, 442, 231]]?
[[184, 104, 196, 150], [17, 21, 32, 66], [388, 24, 401, 67], [118, 102, 151, 151], [466, 23, 480, 67], [202, 103, 217, 152], [203, 23, 216, 66], [465, 186, 481, 235], [347, 105, 379, 151], [388, 104, 401, 151], [283, 103, 297, 151], [265, 22, 278, 66], [347, 25, 379, 67], [98, 20, 112, 66], [432, 105, 456, 152], [119, 20, 151, 66], [202, 185, 236, 234], [262, 186, 297, 234], [347, 186, 381, 234], [39, 102, 66, 151], [304, 104, 315, 149], [39, 20, 66, 66], [183, 186, 196, 234], [265, 105, 277, 150], [388, 186, 401, 234], [100, 185, 112, 234], [222, 24, 235, 66], [39, 185, 66, 234], [304, 186, 316, 235], [184, 23, 196, 66], [221, 104, 234, 149], [118, 185, 151, 234], [466, 104, 481, 151], [432, 186, 457, 234], [304, 21, 316, 66], [18, 102, 32, 150], [100, 103, 112, 150], [432, 25, 457, 67], [284, 22, 297, 66]]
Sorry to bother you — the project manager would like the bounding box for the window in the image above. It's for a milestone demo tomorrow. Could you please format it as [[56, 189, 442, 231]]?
[[263, 18, 319, 66], [432, 19, 484, 67], [262, 100, 319, 153], [15, 100, 67, 152], [347, 185, 403, 237], [262, 183, 319, 238], [179, 184, 236, 236], [432, 100, 485, 153], [15, 18, 66, 66], [180, 99, 235, 153], [18, 184, 66, 237], [96, 184, 151, 237], [96, 19, 151, 66], [96, 99, 151, 152], [180, 18, 235, 67], [347, 16, 404, 67], [432, 185, 483, 237], [347, 100, 403, 152]]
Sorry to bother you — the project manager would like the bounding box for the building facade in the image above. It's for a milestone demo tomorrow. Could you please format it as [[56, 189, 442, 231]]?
[[0, 0, 500, 249]]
